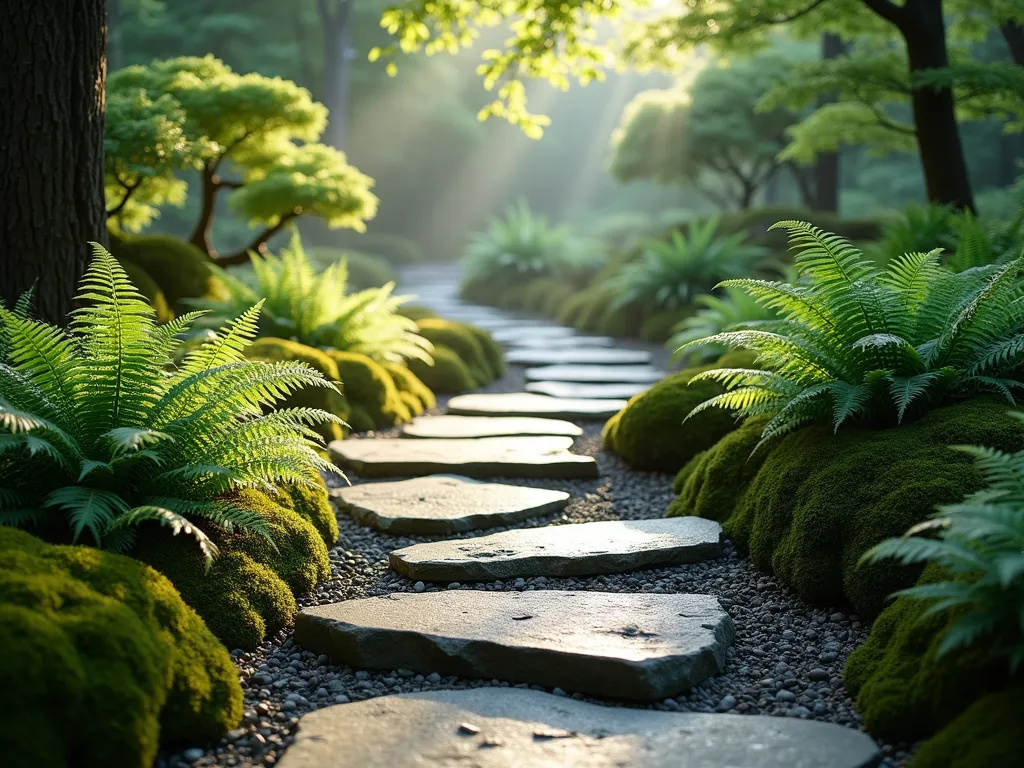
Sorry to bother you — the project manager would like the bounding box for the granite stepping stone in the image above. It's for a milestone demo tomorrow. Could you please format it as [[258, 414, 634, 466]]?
[[295, 590, 734, 701], [489, 325, 575, 342], [328, 436, 597, 479], [506, 347, 652, 366], [525, 380, 649, 400], [526, 363, 667, 384], [278, 688, 882, 768], [506, 335, 616, 349], [447, 392, 625, 421], [389, 517, 723, 581], [330, 475, 570, 535], [400, 415, 582, 439]]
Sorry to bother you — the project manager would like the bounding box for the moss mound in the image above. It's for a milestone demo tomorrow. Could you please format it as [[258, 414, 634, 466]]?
[[908, 685, 1024, 768], [397, 305, 438, 322], [0, 528, 241, 767], [717, 399, 1024, 616], [461, 323, 505, 379], [274, 476, 338, 548], [416, 318, 493, 385], [244, 338, 349, 442], [118, 258, 173, 322], [383, 362, 437, 413], [324, 349, 411, 430], [407, 345, 477, 394], [602, 364, 740, 472], [109, 230, 225, 308]]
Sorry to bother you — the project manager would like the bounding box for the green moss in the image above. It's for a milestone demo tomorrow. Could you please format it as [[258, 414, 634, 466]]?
[[274, 476, 338, 548], [323, 349, 411, 429], [909, 685, 1024, 768], [459, 274, 508, 305], [459, 323, 504, 380], [244, 337, 349, 442], [724, 399, 1024, 616], [0, 528, 241, 766], [603, 364, 739, 472], [396, 305, 438, 322], [383, 362, 437, 413], [109, 230, 226, 308], [118, 258, 173, 323], [640, 309, 690, 342], [407, 345, 478, 394]]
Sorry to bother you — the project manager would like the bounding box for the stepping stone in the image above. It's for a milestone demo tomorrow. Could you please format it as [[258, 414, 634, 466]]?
[[456, 317, 551, 331], [489, 325, 575, 343], [330, 475, 570, 535], [506, 347, 652, 366], [400, 415, 582, 439], [506, 335, 616, 349], [526, 363, 667, 384], [389, 517, 723, 581], [525, 380, 649, 400], [447, 392, 625, 421], [278, 688, 882, 768], [295, 590, 734, 701], [328, 436, 597, 479]]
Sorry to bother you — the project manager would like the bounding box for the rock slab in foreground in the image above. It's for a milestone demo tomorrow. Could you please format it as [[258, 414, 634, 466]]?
[[447, 392, 625, 421], [505, 347, 653, 366], [400, 415, 582, 439], [295, 590, 733, 701], [278, 688, 882, 768], [330, 475, 569, 535], [526, 363, 667, 384], [328, 436, 597, 479], [389, 517, 723, 581], [525, 379, 650, 400]]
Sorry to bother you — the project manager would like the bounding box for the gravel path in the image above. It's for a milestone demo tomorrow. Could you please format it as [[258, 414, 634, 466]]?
[[158, 301, 913, 768]]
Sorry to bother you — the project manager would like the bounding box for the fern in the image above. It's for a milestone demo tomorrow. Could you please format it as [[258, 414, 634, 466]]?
[[191, 234, 433, 365], [605, 217, 767, 313], [680, 222, 1024, 448], [0, 245, 342, 563], [862, 411, 1024, 672]]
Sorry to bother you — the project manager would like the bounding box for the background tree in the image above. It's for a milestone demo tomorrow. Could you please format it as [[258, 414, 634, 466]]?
[[0, 0, 107, 323]]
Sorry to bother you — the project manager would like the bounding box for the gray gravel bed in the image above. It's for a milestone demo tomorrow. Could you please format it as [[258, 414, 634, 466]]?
[[159, 315, 913, 767]]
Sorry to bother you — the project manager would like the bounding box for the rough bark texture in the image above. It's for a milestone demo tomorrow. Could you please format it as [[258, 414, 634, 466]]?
[[0, 1, 107, 324]]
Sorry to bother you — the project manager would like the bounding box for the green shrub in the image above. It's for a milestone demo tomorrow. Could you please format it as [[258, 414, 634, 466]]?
[[307, 246, 398, 289], [109, 229, 225, 307], [908, 685, 1024, 768], [117, 258, 173, 322], [416, 318, 493, 385], [324, 349, 411, 429], [0, 248, 339, 563], [462, 324, 505, 379], [717, 399, 1024, 616], [0, 527, 241, 767], [397, 305, 438, 322], [273, 476, 338, 548], [602, 362, 743, 472], [244, 337, 350, 442], [639, 308, 689, 342], [876, 203, 959, 263], [843, 566, 1007, 742], [383, 362, 437, 413], [407, 346, 477, 394], [687, 221, 1024, 450], [716, 206, 882, 253], [668, 286, 777, 366]]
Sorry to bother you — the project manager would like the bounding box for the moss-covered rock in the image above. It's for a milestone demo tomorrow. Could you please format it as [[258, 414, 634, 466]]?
[[460, 323, 504, 380], [274, 476, 338, 548], [602, 364, 740, 472], [416, 318, 493, 385], [712, 399, 1024, 617], [397, 305, 438, 322], [0, 528, 242, 767], [383, 362, 437, 413], [323, 349, 411, 430], [109, 230, 226, 308], [407, 345, 478, 394], [118, 258, 173, 323], [244, 338, 349, 442], [908, 685, 1024, 768]]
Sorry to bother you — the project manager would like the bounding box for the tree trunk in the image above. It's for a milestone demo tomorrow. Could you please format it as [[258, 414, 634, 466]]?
[[0, 1, 107, 324], [900, 0, 975, 211], [107, 0, 122, 71], [188, 167, 219, 259], [813, 33, 846, 212], [319, 0, 354, 148], [1002, 21, 1024, 66]]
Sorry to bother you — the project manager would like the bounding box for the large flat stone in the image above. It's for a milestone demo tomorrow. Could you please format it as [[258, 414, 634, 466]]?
[[400, 415, 582, 439], [506, 348, 652, 366], [447, 392, 625, 421], [295, 590, 734, 701], [525, 380, 649, 400], [506, 335, 616, 349], [525, 363, 667, 383], [389, 517, 723, 581], [278, 688, 882, 768], [330, 475, 570, 534], [489, 325, 576, 343], [328, 436, 597, 479]]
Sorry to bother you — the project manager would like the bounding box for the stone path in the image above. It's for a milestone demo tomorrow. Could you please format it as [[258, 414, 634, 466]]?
[[505, 347, 653, 366], [295, 591, 734, 700], [505, 334, 616, 349], [525, 380, 650, 400], [447, 392, 626, 420], [388, 517, 723, 581], [489, 325, 575, 342], [526, 363, 667, 383], [330, 475, 569, 534], [400, 415, 582, 439], [278, 689, 882, 768]]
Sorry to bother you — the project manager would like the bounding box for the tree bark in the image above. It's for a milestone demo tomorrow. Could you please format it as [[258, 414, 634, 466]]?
[[813, 33, 846, 212], [318, 0, 354, 148], [217, 210, 301, 266], [1002, 21, 1024, 67], [0, 1, 107, 324], [189, 166, 220, 259]]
